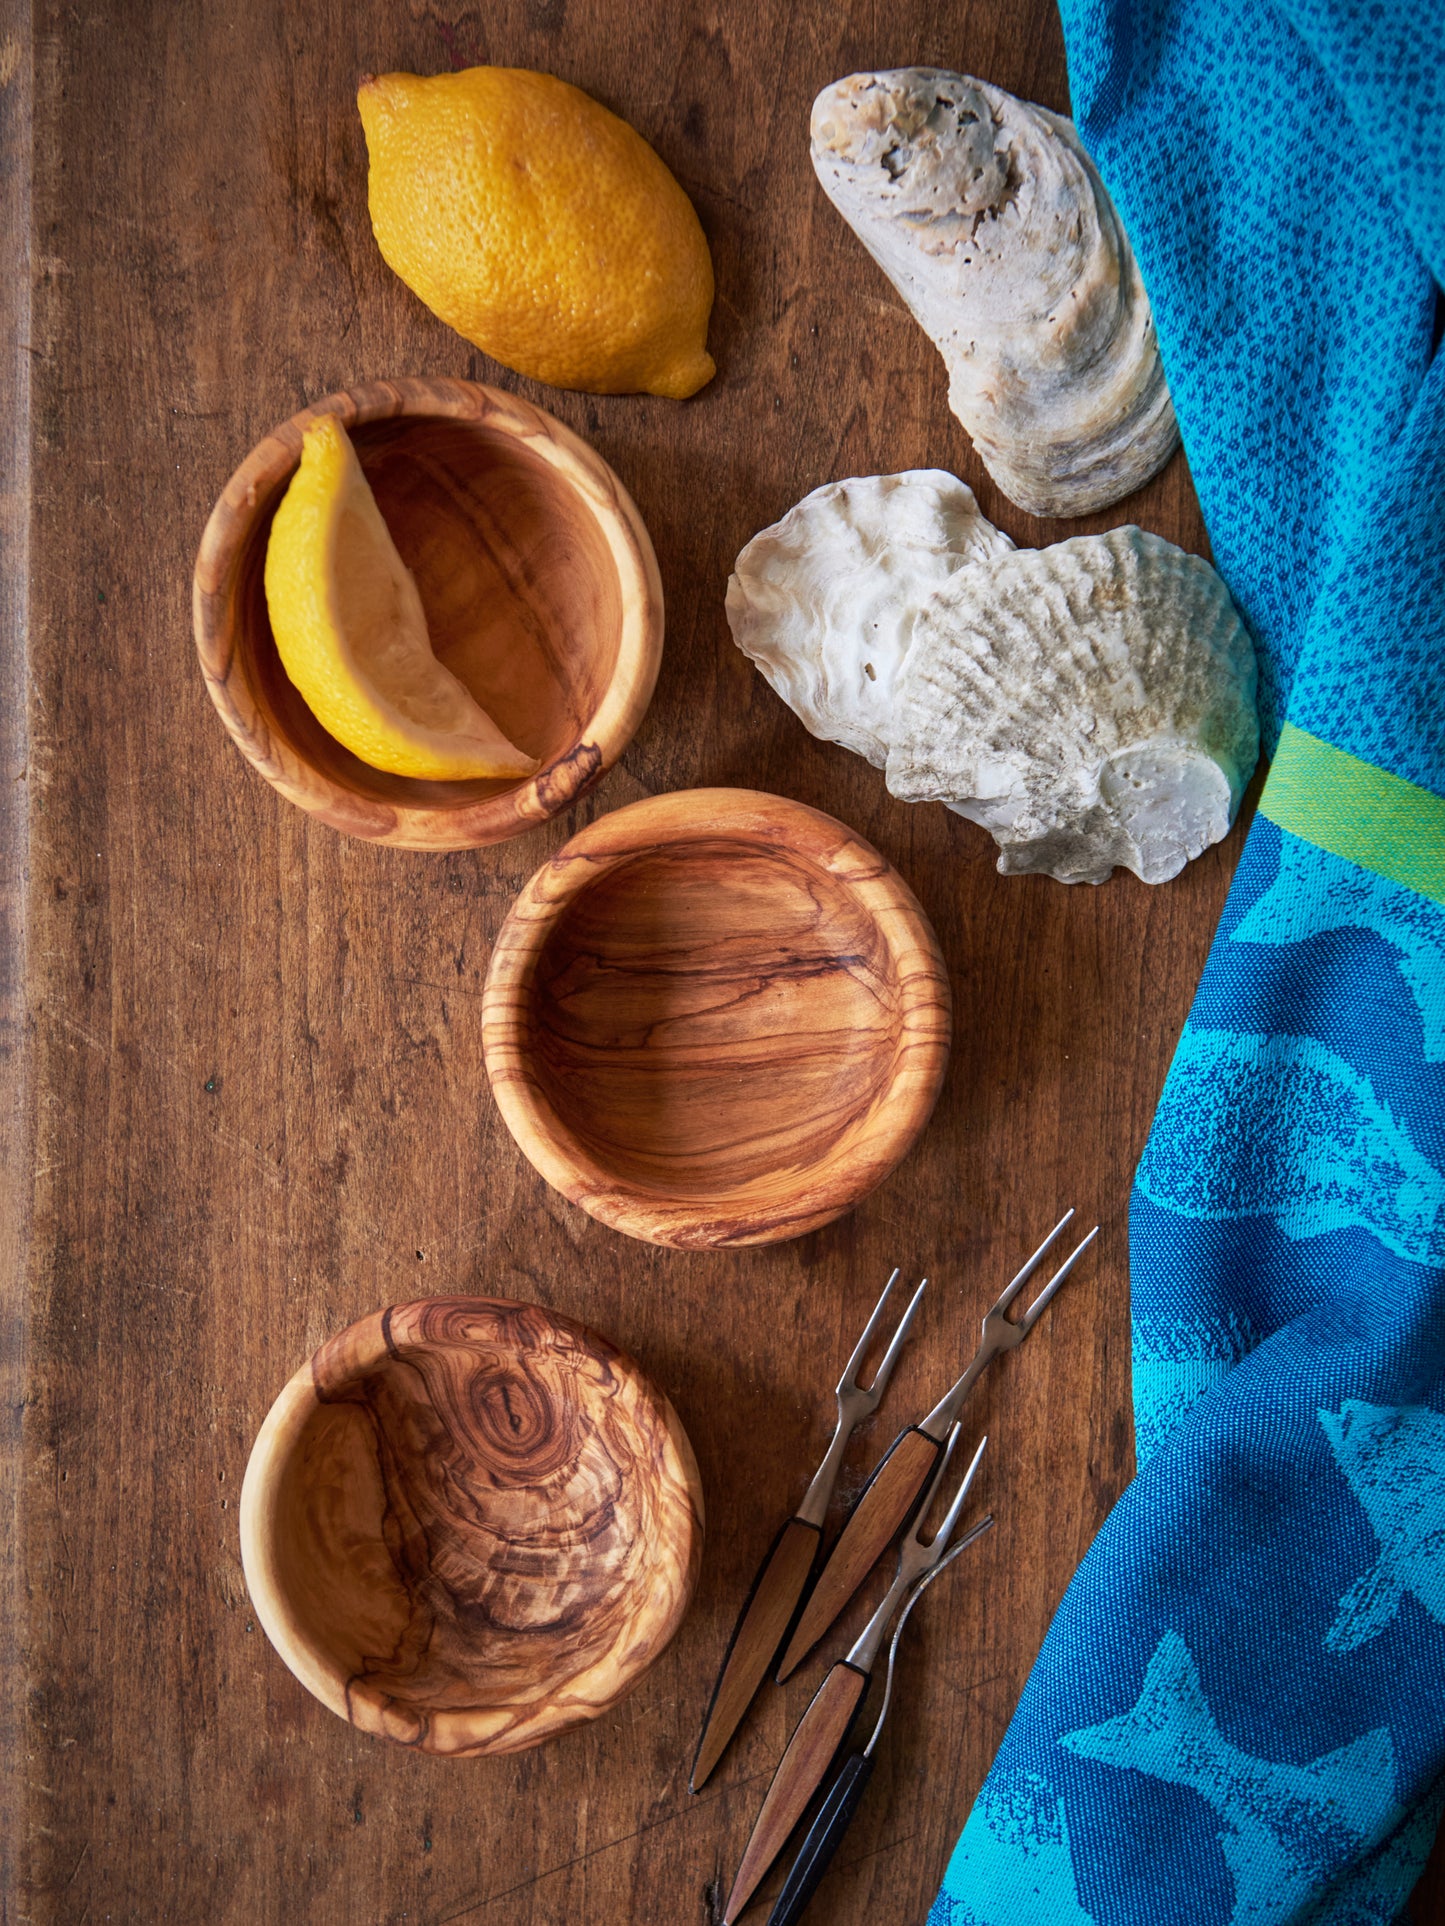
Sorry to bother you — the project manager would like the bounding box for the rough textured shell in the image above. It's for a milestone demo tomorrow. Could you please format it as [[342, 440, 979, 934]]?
[[810, 69, 1179, 518], [726, 471, 1012, 766], [886, 527, 1259, 884]]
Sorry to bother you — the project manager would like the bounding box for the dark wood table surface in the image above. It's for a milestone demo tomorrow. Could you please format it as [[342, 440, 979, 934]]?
[[4, 0, 1441, 1920]]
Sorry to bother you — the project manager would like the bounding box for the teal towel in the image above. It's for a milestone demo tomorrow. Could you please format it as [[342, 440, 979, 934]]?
[[931, 1, 1445, 1921]]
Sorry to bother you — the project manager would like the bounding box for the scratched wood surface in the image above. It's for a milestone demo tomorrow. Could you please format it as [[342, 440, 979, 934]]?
[[7, 1, 1443, 1923]]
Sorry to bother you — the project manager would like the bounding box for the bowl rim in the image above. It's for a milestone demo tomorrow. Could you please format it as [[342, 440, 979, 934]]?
[[237, 1293, 704, 1758], [480, 788, 953, 1248], [191, 375, 664, 850]]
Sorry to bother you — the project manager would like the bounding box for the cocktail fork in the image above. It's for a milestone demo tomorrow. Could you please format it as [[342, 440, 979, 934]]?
[[777, 1211, 1097, 1679], [690, 1269, 927, 1791], [721, 1431, 990, 1923], [765, 1527, 987, 1925]]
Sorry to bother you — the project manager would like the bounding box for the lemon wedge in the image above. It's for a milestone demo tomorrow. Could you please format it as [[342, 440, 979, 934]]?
[[263, 416, 537, 781]]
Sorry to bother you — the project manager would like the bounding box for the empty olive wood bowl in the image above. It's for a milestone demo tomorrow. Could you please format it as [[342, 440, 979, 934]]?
[[193, 377, 663, 849], [481, 789, 952, 1248], [238, 1296, 703, 1757]]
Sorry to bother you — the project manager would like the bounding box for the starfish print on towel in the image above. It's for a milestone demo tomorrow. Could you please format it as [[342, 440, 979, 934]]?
[[1062, 1631, 1400, 1926], [1233, 836, 1445, 1063], [1320, 1400, 1445, 1654]]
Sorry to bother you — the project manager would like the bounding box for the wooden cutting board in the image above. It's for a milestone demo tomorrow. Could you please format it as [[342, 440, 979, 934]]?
[[3, 0, 1439, 1920]]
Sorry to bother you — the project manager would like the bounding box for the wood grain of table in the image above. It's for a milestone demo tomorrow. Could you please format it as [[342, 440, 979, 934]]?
[[4, 0, 1442, 1921]]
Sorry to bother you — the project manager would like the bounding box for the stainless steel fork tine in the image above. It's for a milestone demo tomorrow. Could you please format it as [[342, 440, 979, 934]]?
[[901, 1421, 962, 1546], [1021, 1226, 1100, 1330], [864, 1512, 995, 1755], [844, 1428, 979, 1674], [995, 1208, 1076, 1314], [804, 1272, 927, 1527], [837, 1268, 902, 1393], [929, 1433, 989, 1554], [864, 1275, 928, 1398]]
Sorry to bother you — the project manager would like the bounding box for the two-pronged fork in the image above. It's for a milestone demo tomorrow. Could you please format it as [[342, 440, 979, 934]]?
[[776, 1210, 1097, 1679], [690, 1269, 927, 1791], [764, 1525, 987, 1926], [722, 1430, 991, 1923]]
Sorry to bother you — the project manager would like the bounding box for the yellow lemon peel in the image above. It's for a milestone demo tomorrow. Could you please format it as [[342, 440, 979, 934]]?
[[358, 66, 715, 399], [263, 416, 537, 782]]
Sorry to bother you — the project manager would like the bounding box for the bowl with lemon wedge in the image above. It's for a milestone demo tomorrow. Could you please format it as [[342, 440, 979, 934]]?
[[192, 377, 663, 849]]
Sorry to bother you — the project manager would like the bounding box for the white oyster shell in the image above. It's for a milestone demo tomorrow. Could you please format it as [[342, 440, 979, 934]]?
[[810, 69, 1179, 519], [886, 527, 1259, 884], [726, 471, 1013, 767]]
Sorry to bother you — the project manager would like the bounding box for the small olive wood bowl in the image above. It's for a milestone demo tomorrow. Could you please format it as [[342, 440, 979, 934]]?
[[193, 377, 664, 849], [481, 789, 952, 1248], [238, 1295, 703, 1757]]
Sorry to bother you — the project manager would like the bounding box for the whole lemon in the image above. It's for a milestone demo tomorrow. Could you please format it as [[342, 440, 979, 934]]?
[[358, 67, 716, 399]]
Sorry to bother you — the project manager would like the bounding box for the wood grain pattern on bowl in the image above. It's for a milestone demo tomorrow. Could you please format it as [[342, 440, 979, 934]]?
[[238, 1296, 704, 1757], [481, 789, 952, 1248], [192, 376, 664, 849]]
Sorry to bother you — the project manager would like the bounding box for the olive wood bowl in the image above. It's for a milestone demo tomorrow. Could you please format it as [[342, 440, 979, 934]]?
[[238, 1295, 703, 1757], [193, 377, 664, 849], [481, 789, 952, 1248]]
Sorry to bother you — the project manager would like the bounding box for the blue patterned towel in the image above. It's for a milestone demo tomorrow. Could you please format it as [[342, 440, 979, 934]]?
[[930, 2, 1445, 1922]]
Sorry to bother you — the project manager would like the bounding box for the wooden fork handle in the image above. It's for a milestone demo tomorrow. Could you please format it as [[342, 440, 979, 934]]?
[[775, 1425, 941, 1681], [722, 1662, 868, 1924], [690, 1517, 822, 1792]]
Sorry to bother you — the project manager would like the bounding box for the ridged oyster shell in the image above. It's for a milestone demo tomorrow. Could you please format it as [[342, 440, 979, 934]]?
[[810, 69, 1179, 518], [886, 527, 1259, 884], [726, 471, 1013, 767]]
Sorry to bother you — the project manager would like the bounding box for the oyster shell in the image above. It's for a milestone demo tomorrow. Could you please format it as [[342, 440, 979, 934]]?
[[726, 470, 1012, 766], [886, 527, 1259, 884], [810, 69, 1179, 518]]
